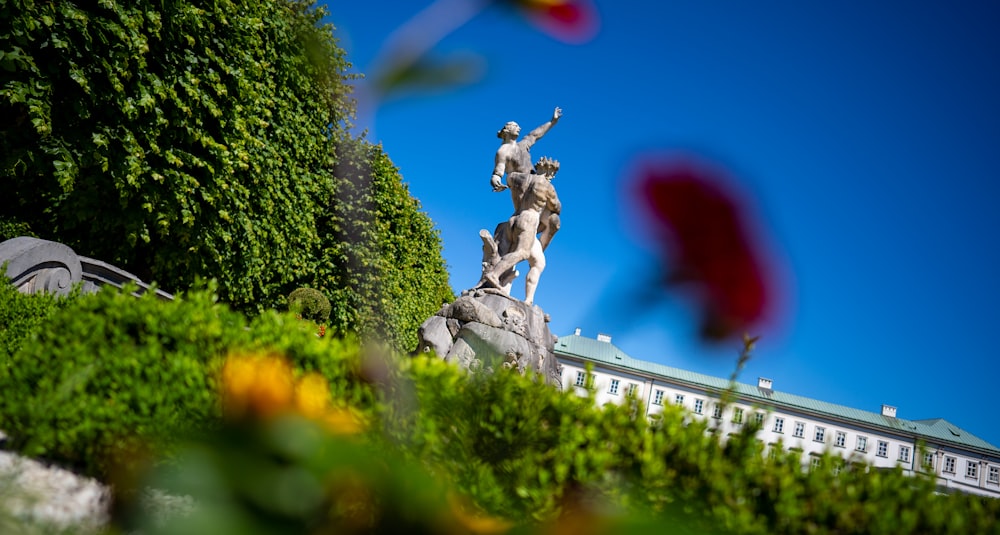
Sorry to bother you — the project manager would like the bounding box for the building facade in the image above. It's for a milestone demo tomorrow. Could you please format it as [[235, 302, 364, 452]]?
[[555, 331, 1000, 498]]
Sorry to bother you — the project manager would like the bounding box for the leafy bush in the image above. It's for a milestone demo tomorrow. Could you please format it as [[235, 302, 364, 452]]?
[[0, 285, 249, 477], [287, 287, 331, 323], [2, 285, 998, 533], [389, 359, 1000, 534], [0, 283, 386, 480], [0, 218, 34, 241], [0, 275, 78, 367]]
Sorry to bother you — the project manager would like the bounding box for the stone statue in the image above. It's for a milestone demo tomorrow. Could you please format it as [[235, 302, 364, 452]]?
[[412, 109, 565, 387], [479, 157, 562, 304], [477, 107, 563, 303]]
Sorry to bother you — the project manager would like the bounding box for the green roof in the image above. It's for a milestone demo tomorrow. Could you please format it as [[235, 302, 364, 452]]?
[[556, 334, 1000, 455]]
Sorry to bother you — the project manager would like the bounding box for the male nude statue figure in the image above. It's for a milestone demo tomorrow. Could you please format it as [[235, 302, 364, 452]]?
[[482, 157, 562, 304]]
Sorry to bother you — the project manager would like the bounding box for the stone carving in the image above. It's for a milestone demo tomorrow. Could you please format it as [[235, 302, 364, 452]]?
[[479, 157, 562, 304], [478, 107, 563, 303], [415, 290, 562, 387], [413, 108, 566, 385], [0, 236, 172, 299]]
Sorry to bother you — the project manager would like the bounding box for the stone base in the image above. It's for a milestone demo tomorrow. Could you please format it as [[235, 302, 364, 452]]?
[[415, 290, 562, 387]]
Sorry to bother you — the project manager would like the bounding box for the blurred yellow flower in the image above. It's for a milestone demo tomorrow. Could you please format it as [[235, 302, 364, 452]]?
[[221, 353, 294, 419], [447, 492, 512, 534], [221, 353, 366, 435], [322, 408, 365, 436], [294, 372, 331, 419]]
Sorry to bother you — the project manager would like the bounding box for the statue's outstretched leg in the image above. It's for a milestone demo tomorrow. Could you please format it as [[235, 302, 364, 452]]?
[[524, 238, 546, 305]]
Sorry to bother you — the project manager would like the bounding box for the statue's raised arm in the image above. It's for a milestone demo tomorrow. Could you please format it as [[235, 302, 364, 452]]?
[[522, 107, 562, 148]]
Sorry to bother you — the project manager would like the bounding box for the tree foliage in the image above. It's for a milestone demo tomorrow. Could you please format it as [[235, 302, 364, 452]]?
[[316, 138, 453, 352], [0, 0, 352, 310], [1, 1, 453, 349]]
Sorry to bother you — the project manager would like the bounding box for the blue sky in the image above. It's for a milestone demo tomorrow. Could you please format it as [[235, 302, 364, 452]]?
[[325, 1, 1000, 446]]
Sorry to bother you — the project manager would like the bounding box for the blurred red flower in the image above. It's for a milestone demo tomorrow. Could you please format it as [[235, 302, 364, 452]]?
[[636, 157, 772, 341], [502, 0, 600, 43]]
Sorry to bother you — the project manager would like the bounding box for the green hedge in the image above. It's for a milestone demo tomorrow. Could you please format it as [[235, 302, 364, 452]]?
[[1, 287, 998, 533], [0, 286, 243, 477], [0, 274, 77, 367]]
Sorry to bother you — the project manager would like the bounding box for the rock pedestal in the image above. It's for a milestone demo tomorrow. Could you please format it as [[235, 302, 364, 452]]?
[[415, 290, 562, 387]]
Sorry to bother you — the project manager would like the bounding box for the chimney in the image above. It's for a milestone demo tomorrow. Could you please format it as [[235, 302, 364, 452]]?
[[757, 377, 773, 390], [596, 333, 612, 343], [881, 404, 897, 418], [574, 327, 581, 336]]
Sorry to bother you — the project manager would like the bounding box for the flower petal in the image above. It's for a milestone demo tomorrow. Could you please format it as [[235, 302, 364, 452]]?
[[635, 156, 773, 340], [508, 0, 600, 44]]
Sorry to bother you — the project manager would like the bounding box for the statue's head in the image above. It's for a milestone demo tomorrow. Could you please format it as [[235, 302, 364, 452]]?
[[497, 121, 520, 140], [535, 156, 560, 177]]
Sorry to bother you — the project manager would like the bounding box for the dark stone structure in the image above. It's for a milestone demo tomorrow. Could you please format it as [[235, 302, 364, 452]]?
[[0, 236, 172, 299]]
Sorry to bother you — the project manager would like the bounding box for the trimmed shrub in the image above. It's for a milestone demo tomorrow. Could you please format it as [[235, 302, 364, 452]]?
[[0, 285, 250, 477], [0, 283, 383, 480], [0, 277, 78, 368], [287, 287, 331, 323], [2, 1, 453, 352]]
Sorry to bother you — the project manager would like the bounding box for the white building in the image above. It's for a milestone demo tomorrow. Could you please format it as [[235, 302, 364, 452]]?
[[555, 331, 1000, 498]]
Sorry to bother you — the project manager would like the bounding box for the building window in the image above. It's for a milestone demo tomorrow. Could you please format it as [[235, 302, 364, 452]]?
[[773, 417, 784, 433], [754, 413, 765, 427], [944, 456, 956, 473], [693, 399, 704, 414], [732, 407, 744, 424], [575, 371, 586, 387], [653, 389, 664, 405], [793, 421, 805, 438], [876, 441, 888, 458], [898, 446, 911, 463], [809, 457, 821, 470], [834, 431, 846, 448], [814, 426, 826, 443], [856, 436, 868, 453], [626, 383, 638, 397], [922, 452, 934, 470], [675, 393, 685, 405], [989, 466, 999, 484], [608, 379, 620, 395], [966, 461, 978, 479], [712, 404, 723, 419]]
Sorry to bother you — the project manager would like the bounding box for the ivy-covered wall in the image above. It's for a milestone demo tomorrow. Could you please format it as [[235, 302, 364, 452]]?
[[1, 0, 453, 351], [1, 0, 350, 309]]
